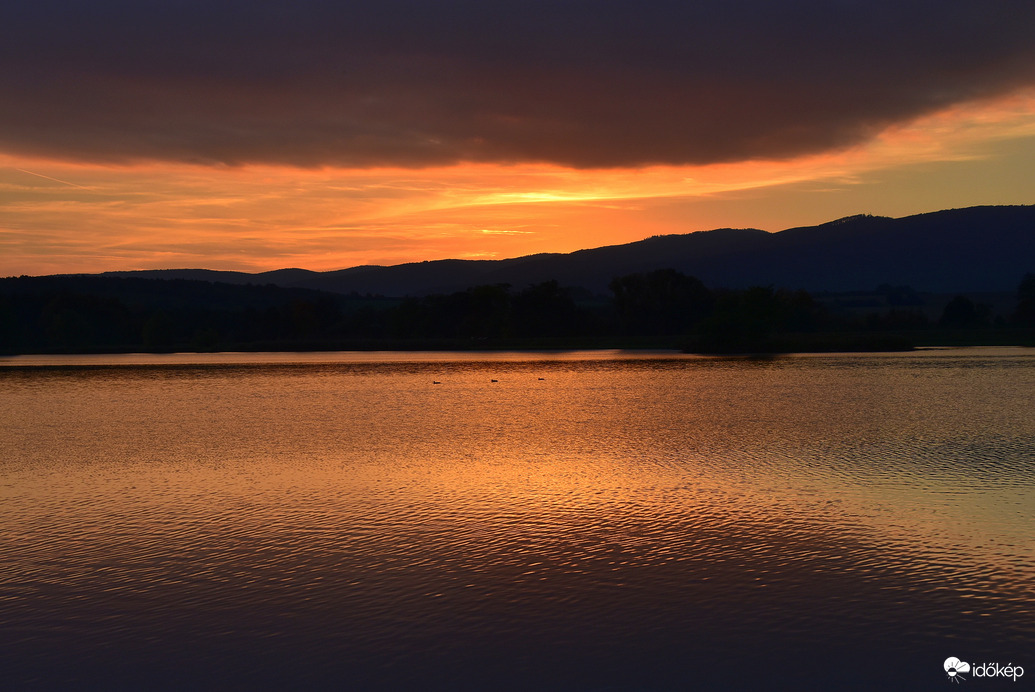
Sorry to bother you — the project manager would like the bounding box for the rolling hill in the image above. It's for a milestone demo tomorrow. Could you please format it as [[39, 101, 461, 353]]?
[[94, 205, 1034, 296]]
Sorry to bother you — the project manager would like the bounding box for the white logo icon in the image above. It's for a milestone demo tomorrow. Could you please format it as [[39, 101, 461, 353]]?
[[945, 657, 971, 683]]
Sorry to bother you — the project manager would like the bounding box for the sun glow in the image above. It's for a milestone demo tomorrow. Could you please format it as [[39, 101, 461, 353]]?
[[3, 90, 1035, 276]]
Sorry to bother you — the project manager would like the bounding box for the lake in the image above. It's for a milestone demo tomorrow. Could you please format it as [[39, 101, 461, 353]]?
[[1, 348, 1032, 690]]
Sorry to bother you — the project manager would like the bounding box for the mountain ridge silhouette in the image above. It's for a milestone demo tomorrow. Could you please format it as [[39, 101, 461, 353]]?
[[89, 205, 1033, 295]]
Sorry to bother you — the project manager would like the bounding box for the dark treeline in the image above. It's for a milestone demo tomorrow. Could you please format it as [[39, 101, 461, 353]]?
[[2, 270, 1034, 354], [0, 276, 390, 354]]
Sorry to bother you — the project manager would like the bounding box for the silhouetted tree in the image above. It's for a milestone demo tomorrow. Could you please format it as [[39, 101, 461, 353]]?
[[696, 286, 777, 352], [388, 297, 429, 339], [773, 288, 826, 332], [609, 269, 713, 335], [939, 295, 989, 328], [141, 310, 175, 351], [1014, 273, 1035, 325], [460, 284, 512, 338], [512, 280, 580, 337]]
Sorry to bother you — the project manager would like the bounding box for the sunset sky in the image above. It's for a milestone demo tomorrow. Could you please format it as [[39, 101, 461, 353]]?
[[2, 1, 1035, 276]]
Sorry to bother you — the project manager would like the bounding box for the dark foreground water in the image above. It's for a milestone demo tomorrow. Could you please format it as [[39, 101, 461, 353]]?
[[1, 349, 1032, 690]]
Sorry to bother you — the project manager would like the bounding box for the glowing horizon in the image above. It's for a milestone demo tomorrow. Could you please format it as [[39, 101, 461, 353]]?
[[3, 89, 1035, 277]]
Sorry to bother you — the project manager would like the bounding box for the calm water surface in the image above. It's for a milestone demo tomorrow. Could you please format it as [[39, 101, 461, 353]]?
[[1, 349, 1033, 690]]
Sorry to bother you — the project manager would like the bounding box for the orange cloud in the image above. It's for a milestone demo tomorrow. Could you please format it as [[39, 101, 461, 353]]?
[[2, 90, 1035, 276]]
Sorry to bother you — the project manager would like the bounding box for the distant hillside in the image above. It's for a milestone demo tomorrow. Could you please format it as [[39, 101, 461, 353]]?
[[97, 205, 1035, 295]]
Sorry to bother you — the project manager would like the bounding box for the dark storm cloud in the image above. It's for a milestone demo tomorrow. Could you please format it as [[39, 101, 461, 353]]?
[[2, 0, 1034, 168]]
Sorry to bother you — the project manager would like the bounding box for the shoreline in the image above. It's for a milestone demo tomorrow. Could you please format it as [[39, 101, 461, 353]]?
[[2, 344, 1032, 368], [2, 328, 1033, 358]]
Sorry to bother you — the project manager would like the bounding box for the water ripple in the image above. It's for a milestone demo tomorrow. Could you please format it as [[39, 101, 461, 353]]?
[[1, 350, 1033, 689]]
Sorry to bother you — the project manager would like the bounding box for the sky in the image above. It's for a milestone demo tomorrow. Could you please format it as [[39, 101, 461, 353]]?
[[2, 0, 1035, 276]]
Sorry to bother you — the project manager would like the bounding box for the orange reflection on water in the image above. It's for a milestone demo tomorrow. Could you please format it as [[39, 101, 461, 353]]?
[[1, 350, 1033, 688]]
